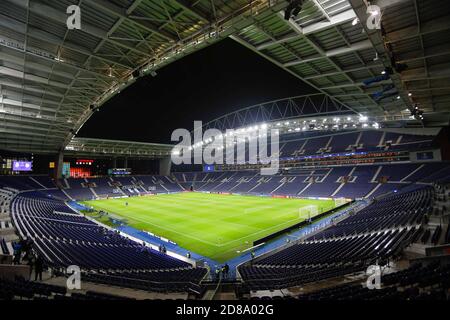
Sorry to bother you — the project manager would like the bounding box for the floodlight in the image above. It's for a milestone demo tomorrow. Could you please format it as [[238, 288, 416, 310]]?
[[359, 115, 368, 122]]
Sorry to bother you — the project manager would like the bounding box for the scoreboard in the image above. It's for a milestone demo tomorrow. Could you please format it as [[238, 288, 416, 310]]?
[[12, 161, 33, 172]]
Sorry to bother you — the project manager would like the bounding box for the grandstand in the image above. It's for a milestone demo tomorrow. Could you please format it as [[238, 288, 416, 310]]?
[[0, 0, 449, 304]]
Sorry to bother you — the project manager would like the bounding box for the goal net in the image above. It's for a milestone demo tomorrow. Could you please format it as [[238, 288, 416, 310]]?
[[299, 205, 319, 220], [334, 197, 348, 207]]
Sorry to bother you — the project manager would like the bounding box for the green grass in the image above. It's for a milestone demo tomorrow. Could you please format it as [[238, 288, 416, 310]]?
[[81, 193, 337, 262]]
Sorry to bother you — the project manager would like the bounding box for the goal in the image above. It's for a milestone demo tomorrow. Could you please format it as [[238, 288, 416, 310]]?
[[334, 197, 348, 207], [299, 205, 319, 220]]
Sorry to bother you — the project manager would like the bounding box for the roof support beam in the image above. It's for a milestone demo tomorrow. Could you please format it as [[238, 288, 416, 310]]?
[[384, 14, 450, 43], [0, 138, 62, 147], [310, 0, 331, 21], [0, 118, 67, 134], [1, 89, 60, 107], [0, 105, 72, 126], [278, 11, 386, 112], [5, 0, 152, 58], [395, 43, 450, 65], [373, 0, 413, 9], [321, 79, 392, 91], [1, 96, 59, 114], [0, 128, 58, 139], [284, 40, 373, 67], [0, 66, 71, 90], [0, 79, 65, 99], [256, 9, 356, 51], [231, 34, 359, 115], [0, 15, 128, 76], [401, 64, 450, 82], [304, 63, 384, 80], [83, 0, 177, 42], [170, 0, 210, 23], [0, 52, 76, 80]]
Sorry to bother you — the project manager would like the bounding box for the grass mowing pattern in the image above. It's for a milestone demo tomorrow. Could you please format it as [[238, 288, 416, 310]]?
[[82, 192, 336, 262]]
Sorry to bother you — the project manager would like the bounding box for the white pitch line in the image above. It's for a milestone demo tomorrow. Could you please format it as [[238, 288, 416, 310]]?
[[112, 213, 220, 246], [218, 216, 305, 247]]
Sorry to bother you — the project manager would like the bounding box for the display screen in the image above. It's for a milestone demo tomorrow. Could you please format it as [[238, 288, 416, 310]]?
[[109, 168, 131, 175], [203, 165, 215, 172], [416, 151, 434, 160], [62, 162, 71, 178], [12, 161, 33, 172]]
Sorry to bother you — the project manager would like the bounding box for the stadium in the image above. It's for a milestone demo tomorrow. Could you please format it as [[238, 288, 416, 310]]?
[[0, 0, 450, 306]]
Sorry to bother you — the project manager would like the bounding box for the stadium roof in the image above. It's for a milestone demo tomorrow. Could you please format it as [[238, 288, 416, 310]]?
[[0, 0, 448, 155], [232, 0, 450, 124], [65, 137, 173, 158], [350, 0, 450, 126]]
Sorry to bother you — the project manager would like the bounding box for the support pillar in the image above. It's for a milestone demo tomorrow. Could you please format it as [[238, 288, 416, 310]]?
[[54, 151, 64, 181], [159, 156, 172, 176], [111, 157, 117, 169]]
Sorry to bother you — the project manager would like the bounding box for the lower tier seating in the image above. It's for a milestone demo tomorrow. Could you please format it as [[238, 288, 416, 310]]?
[[297, 262, 450, 300], [239, 186, 433, 290], [10, 192, 207, 292]]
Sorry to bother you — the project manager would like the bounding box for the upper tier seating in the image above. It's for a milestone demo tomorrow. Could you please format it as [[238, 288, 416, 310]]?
[[63, 175, 184, 200], [18, 162, 444, 204], [278, 130, 434, 158], [85, 177, 121, 197], [176, 163, 450, 200], [64, 179, 96, 200]]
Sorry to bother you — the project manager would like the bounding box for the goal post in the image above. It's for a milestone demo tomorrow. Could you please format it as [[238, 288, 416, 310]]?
[[299, 205, 319, 221], [334, 197, 348, 207]]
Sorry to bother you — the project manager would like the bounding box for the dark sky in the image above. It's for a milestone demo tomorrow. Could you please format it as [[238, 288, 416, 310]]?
[[78, 38, 315, 144]]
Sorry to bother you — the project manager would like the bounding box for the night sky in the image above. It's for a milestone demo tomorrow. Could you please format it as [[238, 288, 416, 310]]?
[[78, 38, 315, 144]]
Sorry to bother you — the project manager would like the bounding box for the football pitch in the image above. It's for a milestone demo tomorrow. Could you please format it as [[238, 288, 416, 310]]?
[[81, 193, 337, 262]]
